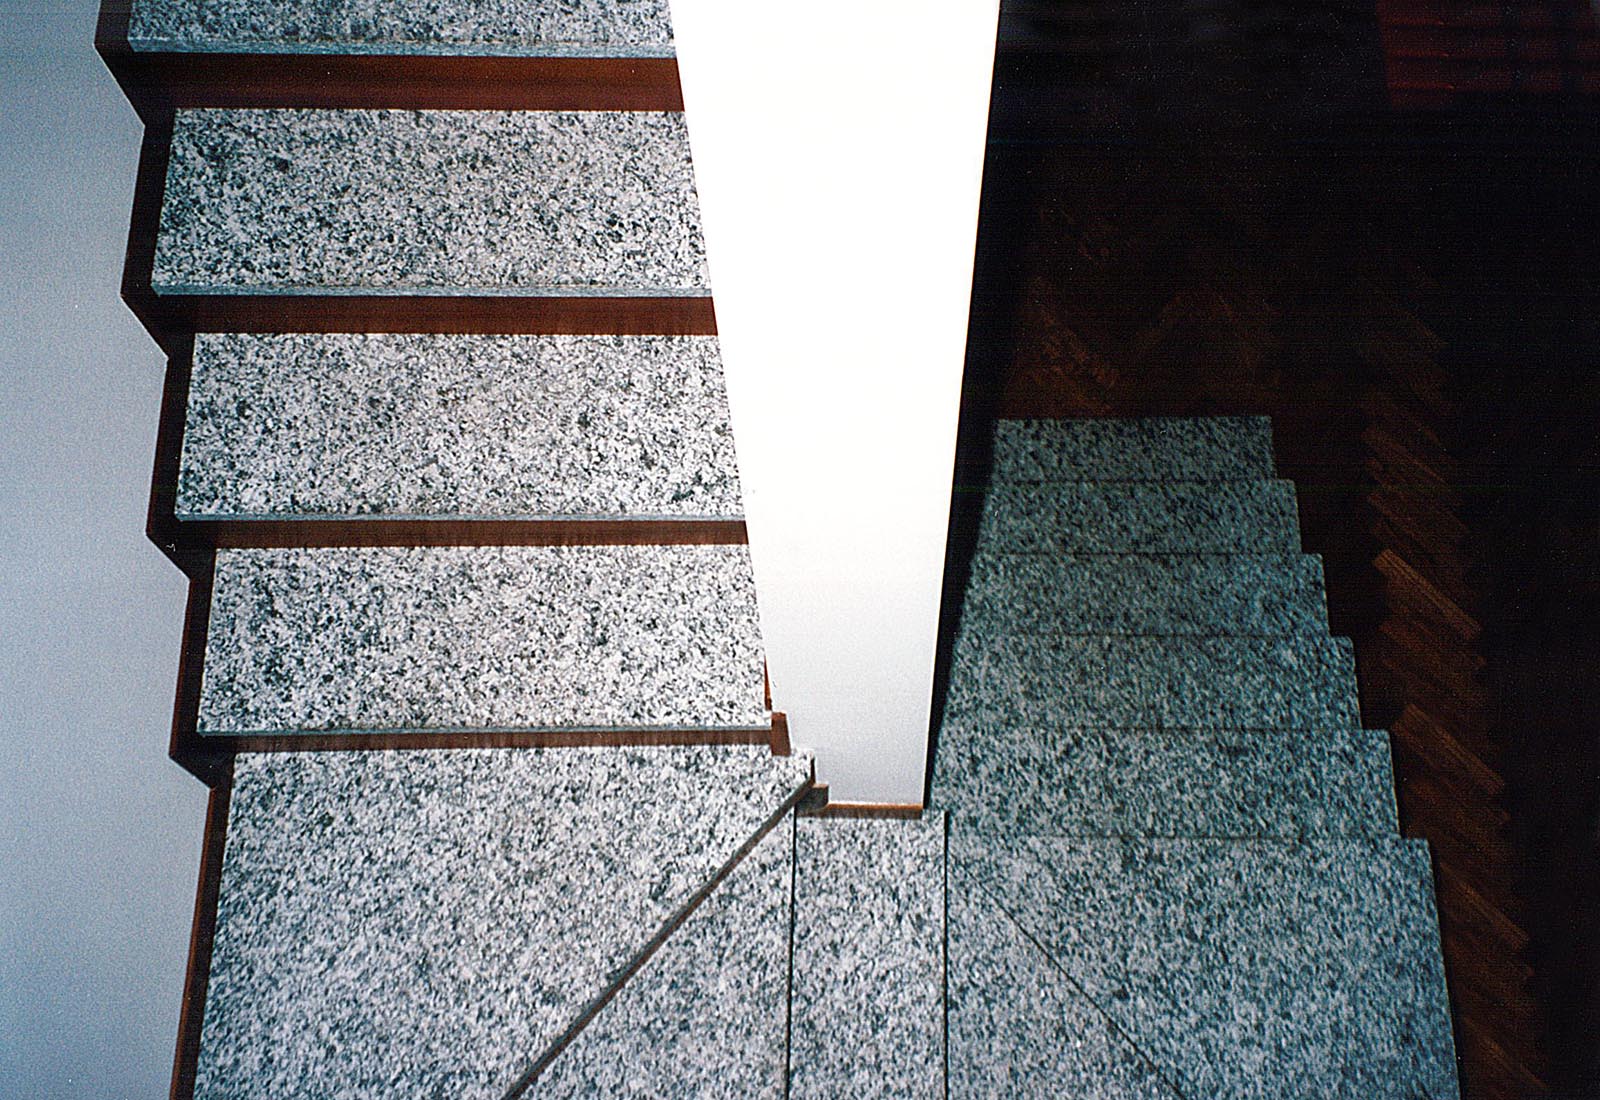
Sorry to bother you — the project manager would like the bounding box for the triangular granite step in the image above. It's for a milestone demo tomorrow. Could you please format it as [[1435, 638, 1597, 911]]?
[[523, 813, 794, 1098], [947, 885, 1180, 1099], [197, 545, 768, 737], [931, 720, 1396, 838], [990, 416, 1275, 483], [154, 108, 706, 298], [977, 480, 1301, 554], [193, 745, 811, 1099], [946, 633, 1361, 731], [952, 833, 1460, 1099], [961, 552, 1328, 636], [178, 333, 741, 522], [789, 813, 946, 1099]]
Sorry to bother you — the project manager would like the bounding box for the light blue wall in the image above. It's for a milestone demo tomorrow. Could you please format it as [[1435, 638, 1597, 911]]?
[[0, 3, 206, 1096]]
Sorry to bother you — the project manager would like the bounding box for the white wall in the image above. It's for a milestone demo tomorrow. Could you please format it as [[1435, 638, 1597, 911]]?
[[669, 0, 999, 803]]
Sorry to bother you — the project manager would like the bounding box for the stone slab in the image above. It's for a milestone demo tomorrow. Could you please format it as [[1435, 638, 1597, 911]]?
[[991, 416, 1275, 483]]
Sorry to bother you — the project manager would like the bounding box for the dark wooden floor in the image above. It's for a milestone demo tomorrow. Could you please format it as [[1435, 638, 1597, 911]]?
[[953, 6, 1600, 1093]]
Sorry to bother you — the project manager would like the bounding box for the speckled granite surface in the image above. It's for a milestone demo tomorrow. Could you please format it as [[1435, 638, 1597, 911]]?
[[790, 814, 946, 1099], [978, 480, 1301, 554], [947, 886, 1179, 1099], [945, 633, 1361, 730], [154, 109, 707, 296], [179, 333, 741, 520], [952, 835, 1460, 1099], [528, 817, 792, 1098], [127, 0, 674, 56], [991, 417, 1275, 483], [961, 552, 1327, 636], [932, 721, 1395, 838], [198, 545, 766, 734], [194, 746, 810, 1099]]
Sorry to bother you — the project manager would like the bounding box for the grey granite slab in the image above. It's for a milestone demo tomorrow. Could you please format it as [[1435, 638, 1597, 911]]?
[[931, 720, 1397, 838], [953, 834, 1460, 1099], [194, 745, 811, 1100], [978, 480, 1301, 554], [946, 633, 1361, 730], [991, 416, 1275, 483], [947, 885, 1180, 1099], [178, 333, 741, 520], [961, 552, 1328, 636], [154, 109, 707, 296], [790, 813, 946, 1100], [527, 815, 793, 1098], [128, 0, 674, 57], [198, 545, 766, 734]]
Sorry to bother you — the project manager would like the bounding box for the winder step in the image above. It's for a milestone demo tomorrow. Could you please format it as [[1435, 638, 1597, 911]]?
[[789, 813, 946, 1099], [960, 552, 1329, 636], [949, 833, 1460, 1099], [945, 632, 1362, 731], [151, 108, 706, 298], [977, 480, 1302, 554], [125, 0, 675, 57], [931, 720, 1397, 839], [176, 333, 741, 523], [990, 416, 1276, 483], [195, 545, 767, 739], [192, 746, 811, 1100], [523, 816, 794, 1099]]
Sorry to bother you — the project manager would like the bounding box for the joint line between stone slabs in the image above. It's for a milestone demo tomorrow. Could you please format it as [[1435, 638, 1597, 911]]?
[[500, 774, 814, 1099], [961, 873, 1193, 1100]]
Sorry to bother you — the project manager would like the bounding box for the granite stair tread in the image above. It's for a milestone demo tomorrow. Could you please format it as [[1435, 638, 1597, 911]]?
[[978, 480, 1302, 554], [947, 885, 1181, 1099], [931, 721, 1397, 838], [153, 108, 706, 298], [192, 746, 811, 1100], [177, 333, 742, 521], [197, 545, 768, 736], [789, 813, 946, 1100], [525, 813, 794, 1099], [950, 833, 1460, 1099], [126, 0, 676, 57], [946, 632, 1361, 730], [961, 552, 1329, 636], [991, 416, 1276, 483]]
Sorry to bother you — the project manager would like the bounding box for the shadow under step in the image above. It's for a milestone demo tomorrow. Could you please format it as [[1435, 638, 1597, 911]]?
[[948, 833, 1460, 1099], [931, 722, 1397, 839], [961, 552, 1329, 636], [789, 813, 947, 1098], [180, 745, 810, 1100], [946, 633, 1362, 731]]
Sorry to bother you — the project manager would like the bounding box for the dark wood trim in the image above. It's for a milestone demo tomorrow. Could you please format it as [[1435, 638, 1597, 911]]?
[[148, 338, 196, 568], [169, 764, 232, 1100], [105, 51, 683, 118], [122, 114, 179, 356], [769, 711, 791, 756], [804, 802, 926, 820], [169, 555, 221, 785], [176, 516, 748, 549]]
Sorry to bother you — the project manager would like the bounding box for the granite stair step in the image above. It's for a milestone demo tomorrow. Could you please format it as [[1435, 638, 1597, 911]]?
[[990, 416, 1276, 483], [193, 545, 768, 742], [946, 632, 1361, 730], [190, 745, 811, 1100], [173, 332, 742, 532], [931, 720, 1397, 838], [522, 812, 795, 1099], [138, 107, 709, 335], [949, 832, 1460, 1099], [789, 813, 946, 1099], [977, 480, 1302, 554], [961, 552, 1329, 636]]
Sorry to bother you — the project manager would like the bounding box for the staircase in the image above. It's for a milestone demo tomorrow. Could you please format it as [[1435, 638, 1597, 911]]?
[[100, 1, 1458, 1095]]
